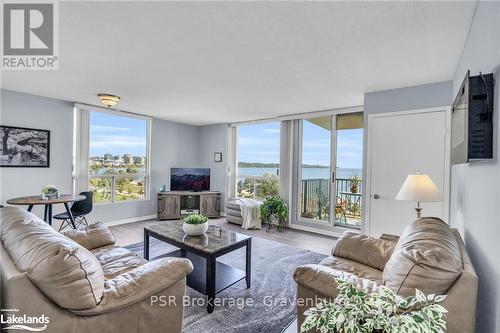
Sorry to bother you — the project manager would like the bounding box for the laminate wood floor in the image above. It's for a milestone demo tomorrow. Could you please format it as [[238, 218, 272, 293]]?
[[110, 218, 334, 333], [110, 217, 335, 255]]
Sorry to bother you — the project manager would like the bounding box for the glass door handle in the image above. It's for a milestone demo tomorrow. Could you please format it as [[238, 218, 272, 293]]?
[[373, 194, 380, 199]]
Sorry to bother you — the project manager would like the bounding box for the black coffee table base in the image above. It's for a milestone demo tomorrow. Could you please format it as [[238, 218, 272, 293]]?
[[144, 229, 251, 313]]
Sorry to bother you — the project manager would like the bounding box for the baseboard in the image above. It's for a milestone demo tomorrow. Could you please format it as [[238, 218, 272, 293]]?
[[289, 223, 343, 238], [104, 214, 157, 227]]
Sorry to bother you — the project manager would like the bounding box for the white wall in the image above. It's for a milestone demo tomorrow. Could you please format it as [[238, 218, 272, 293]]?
[[364, 81, 453, 115], [0, 90, 74, 218], [449, 1, 500, 332], [199, 124, 230, 213], [0, 89, 205, 224]]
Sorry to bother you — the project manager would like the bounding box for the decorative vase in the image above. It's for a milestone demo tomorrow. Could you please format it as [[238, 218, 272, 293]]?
[[183, 222, 209, 236], [351, 185, 358, 194]]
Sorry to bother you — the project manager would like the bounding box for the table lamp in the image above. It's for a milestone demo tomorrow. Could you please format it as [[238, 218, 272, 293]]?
[[395, 174, 442, 218]]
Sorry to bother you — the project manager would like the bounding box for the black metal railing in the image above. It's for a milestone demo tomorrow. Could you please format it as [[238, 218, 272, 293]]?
[[299, 178, 362, 227]]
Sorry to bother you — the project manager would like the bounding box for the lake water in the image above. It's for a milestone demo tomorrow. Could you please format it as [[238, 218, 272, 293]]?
[[238, 167, 362, 180], [92, 166, 361, 181]]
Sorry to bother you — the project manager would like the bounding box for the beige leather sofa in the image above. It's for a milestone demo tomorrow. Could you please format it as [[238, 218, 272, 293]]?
[[1, 206, 193, 333], [294, 217, 478, 333]]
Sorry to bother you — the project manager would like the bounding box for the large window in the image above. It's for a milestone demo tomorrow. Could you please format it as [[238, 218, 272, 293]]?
[[87, 111, 149, 204], [236, 122, 280, 201]]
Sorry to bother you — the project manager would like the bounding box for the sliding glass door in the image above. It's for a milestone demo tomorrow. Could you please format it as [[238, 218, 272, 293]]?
[[294, 112, 363, 233], [299, 116, 332, 223], [334, 113, 363, 228]]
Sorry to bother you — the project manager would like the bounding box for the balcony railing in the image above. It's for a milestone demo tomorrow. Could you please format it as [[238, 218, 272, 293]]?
[[300, 178, 362, 228], [88, 173, 148, 203], [236, 175, 362, 228]]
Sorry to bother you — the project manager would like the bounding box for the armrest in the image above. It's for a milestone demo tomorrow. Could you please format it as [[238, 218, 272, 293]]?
[[332, 231, 396, 271], [70, 257, 193, 315], [63, 222, 116, 250], [294, 264, 341, 299], [294, 264, 380, 299]]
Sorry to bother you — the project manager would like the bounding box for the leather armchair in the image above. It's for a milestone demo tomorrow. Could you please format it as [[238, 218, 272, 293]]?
[[294, 218, 478, 333], [1, 206, 193, 333]]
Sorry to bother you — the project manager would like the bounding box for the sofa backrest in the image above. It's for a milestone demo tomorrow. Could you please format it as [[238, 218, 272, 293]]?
[[382, 217, 462, 297], [0, 206, 104, 310]]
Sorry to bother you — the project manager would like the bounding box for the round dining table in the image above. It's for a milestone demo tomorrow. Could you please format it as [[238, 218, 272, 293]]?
[[7, 194, 85, 228]]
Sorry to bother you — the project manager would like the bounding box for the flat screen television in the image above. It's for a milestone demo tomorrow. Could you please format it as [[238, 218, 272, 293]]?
[[451, 71, 494, 164], [170, 168, 210, 192]]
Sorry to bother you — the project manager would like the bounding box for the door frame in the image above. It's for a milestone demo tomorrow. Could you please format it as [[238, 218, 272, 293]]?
[[290, 107, 364, 237], [363, 106, 451, 235]]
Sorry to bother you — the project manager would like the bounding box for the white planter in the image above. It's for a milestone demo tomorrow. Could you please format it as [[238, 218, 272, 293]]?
[[183, 222, 209, 236]]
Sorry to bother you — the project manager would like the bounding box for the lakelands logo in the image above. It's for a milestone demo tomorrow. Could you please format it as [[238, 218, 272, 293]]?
[[1, 309, 49, 331], [1, 1, 59, 70]]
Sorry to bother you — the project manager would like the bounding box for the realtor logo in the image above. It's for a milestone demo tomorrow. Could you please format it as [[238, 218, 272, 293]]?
[[1, 308, 49, 331], [1, 1, 58, 70]]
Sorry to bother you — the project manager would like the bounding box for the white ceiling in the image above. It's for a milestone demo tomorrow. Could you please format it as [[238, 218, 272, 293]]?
[[2, 1, 477, 125]]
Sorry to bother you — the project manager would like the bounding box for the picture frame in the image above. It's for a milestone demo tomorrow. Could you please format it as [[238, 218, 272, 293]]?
[[0, 125, 50, 167], [213, 152, 222, 162]]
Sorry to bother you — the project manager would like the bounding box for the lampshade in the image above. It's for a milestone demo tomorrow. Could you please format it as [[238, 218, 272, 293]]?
[[395, 174, 442, 202]]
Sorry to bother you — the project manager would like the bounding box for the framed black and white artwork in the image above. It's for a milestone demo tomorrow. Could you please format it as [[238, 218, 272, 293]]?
[[0, 125, 50, 167]]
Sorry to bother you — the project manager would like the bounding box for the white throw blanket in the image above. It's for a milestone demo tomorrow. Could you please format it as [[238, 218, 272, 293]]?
[[237, 198, 262, 230]]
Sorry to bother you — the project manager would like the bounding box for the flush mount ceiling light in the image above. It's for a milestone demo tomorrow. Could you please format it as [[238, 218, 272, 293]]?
[[97, 94, 120, 108]]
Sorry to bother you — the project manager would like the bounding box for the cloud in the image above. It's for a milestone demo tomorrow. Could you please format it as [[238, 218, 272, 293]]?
[[240, 151, 279, 155], [91, 125, 129, 132], [262, 128, 280, 134], [302, 139, 330, 149], [338, 152, 362, 158], [238, 137, 280, 146], [90, 135, 146, 148]]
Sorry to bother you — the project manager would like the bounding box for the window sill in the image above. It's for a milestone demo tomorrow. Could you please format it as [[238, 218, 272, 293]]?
[[94, 198, 150, 206]]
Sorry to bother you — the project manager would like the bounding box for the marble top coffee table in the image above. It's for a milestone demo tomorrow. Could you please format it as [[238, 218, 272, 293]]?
[[144, 222, 251, 313]]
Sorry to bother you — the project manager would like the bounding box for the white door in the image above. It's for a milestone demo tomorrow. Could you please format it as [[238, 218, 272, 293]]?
[[366, 108, 450, 237]]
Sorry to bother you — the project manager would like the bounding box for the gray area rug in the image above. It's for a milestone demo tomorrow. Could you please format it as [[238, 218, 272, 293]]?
[[126, 236, 327, 333]]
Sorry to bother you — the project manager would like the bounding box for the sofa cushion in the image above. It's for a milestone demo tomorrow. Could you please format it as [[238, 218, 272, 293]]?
[[0, 206, 104, 310], [63, 222, 116, 250], [382, 217, 462, 296], [320, 256, 383, 283], [226, 208, 243, 218], [91, 245, 148, 280], [332, 231, 396, 271], [294, 264, 380, 298], [226, 200, 242, 212]]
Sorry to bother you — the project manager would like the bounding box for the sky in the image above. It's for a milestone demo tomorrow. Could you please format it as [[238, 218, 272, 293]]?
[[89, 112, 147, 157], [238, 121, 363, 169], [88, 112, 362, 168]]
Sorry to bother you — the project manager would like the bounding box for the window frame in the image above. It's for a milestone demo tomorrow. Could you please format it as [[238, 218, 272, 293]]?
[[74, 104, 152, 205], [230, 121, 282, 201], [229, 106, 364, 237]]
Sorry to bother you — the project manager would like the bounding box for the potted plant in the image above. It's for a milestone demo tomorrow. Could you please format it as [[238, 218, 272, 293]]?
[[349, 175, 361, 193], [41, 184, 59, 199], [182, 213, 209, 236], [260, 196, 288, 232], [301, 278, 448, 333]]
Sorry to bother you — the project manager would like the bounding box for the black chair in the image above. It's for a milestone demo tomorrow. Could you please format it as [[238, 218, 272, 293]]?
[[54, 191, 93, 231]]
